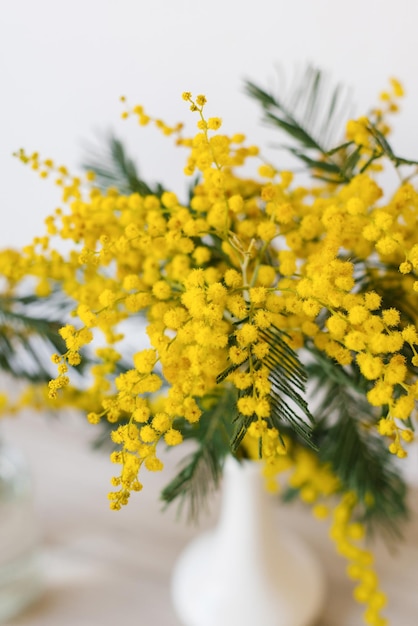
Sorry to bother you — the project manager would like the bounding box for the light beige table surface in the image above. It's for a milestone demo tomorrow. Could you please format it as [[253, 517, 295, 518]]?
[[2, 411, 418, 626]]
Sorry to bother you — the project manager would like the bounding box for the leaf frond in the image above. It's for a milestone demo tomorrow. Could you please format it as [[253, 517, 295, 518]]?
[[0, 292, 73, 382], [217, 324, 316, 453], [307, 349, 408, 537], [245, 65, 353, 155], [82, 134, 165, 196], [161, 389, 235, 520]]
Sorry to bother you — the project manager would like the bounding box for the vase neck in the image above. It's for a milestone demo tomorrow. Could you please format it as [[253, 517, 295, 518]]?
[[216, 457, 278, 546]]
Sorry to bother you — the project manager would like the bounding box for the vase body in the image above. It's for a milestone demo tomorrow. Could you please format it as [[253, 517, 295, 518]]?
[[0, 437, 42, 622], [171, 457, 325, 626]]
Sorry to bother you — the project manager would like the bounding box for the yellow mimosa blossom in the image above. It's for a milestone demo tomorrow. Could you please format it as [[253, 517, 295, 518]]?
[[7, 77, 418, 626]]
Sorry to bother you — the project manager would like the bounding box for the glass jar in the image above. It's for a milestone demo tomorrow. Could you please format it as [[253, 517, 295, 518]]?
[[0, 437, 42, 622]]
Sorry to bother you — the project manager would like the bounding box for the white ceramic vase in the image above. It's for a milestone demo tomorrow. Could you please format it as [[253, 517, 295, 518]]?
[[171, 456, 325, 626]]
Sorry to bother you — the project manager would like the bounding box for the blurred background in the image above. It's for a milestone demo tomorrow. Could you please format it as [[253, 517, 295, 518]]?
[[1, 0, 418, 249]]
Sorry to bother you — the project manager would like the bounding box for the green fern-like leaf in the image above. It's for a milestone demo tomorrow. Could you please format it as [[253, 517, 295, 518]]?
[[366, 124, 418, 168], [244, 65, 355, 182], [0, 293, 71, 382], [217, 325, 316, 453], [307, 349, 408, 536], [82, 134, 165, 196], [246, 67, 418, 183], [161, 389, 235, 520]]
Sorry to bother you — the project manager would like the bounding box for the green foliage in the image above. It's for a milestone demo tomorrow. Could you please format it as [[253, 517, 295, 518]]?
[[246, 66, 350, 150], [82, 134, 165, 196], [307, 348, 408, 536], [259, 326, 316, 447], [245, 65, 418, 183], [365, 124, 418, 168], [0, 292, 70, 382], [218, 325, 316, 452], [245, 65, 355, 182], [161, 389, 235, 520]]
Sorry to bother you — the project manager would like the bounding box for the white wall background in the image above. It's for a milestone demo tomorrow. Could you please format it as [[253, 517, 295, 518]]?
[[1, 0, 418, 249]]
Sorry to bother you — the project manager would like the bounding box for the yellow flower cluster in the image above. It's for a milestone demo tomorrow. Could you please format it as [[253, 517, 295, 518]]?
[[14, 148, 91, 202], [8, 87, 418, 508], [119, 95, 184, 137], [346, 77, 403, 153], [5, 81, 417, 626]]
